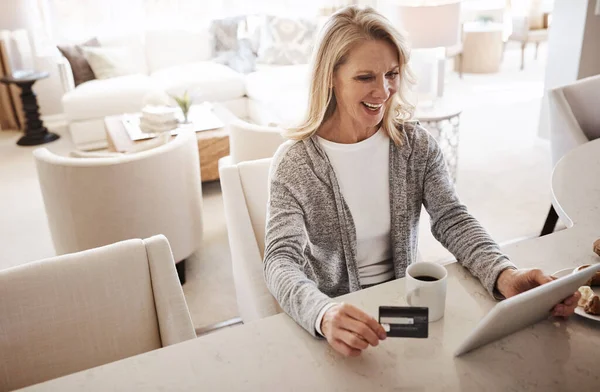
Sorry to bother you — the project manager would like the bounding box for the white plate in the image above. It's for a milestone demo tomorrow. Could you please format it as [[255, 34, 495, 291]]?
[[552, 267, 600, 322]]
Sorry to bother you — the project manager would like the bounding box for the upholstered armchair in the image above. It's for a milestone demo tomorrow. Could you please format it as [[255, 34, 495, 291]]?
[[0, 235, 196, 391], [33, 131, 203, 283], [541, 74, 600, 235]]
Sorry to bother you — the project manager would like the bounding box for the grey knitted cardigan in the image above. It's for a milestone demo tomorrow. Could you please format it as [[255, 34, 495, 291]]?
[[263, 122, 516, 336]]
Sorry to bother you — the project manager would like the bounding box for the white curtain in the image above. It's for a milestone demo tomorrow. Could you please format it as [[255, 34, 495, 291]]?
[[42, 0, 375, 43]]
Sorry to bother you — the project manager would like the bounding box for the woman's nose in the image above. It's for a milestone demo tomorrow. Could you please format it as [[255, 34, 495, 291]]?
[[372, 77, 390, 100]]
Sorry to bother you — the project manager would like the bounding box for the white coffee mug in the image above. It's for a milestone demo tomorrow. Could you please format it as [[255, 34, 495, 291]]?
[[405, 262, 448, 322]]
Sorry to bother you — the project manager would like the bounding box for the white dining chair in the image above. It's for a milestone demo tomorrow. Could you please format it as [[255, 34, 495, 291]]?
[[33, 130, 204, 283], [219, 158, 281, 323], [0, 235, 196, 392], [219, 118, 285, 169], [541, 74, 600, 235]]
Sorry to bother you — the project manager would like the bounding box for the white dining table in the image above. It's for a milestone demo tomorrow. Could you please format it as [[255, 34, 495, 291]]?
[[19, 140, 600, 391]]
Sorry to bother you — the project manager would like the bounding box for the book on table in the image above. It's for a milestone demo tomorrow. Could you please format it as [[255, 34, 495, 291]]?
[[122, 103, 225, 141]]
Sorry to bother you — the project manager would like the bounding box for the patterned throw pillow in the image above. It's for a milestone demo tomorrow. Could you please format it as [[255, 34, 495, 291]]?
[[211, 16, 257, 73], [214, 38, 256, 74], [211, 16, 245, 53], [257, 16, 317, 65], [57, 37, 100, 86]]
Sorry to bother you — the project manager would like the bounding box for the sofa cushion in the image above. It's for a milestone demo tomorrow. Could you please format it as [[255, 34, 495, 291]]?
[[98, 33, 148, 75], [245, 64, 309, 103], [81, 46, 139, 79], [257, 16, 317, 65], [151, 62, 245, 102], [63, 75, 161, 122], [57, 37, 100, 86], [245, 64, 309, 126], [145, 29, 213, 73]]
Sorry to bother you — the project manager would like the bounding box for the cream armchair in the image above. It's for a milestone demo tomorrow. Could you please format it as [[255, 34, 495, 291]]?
[[219, 158, 280, 323], [0, 235, 196, 392], [33, 131, 203, 283], [219, 119, 285, 169], [541, 74, 600, 235]]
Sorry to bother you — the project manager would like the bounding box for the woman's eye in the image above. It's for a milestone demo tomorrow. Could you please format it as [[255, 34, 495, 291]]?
[[357, 75, 374, 81], [386, 72, 399, 79]]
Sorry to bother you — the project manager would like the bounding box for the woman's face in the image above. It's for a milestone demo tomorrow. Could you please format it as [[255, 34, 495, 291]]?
[[332, 39, 400, 131]]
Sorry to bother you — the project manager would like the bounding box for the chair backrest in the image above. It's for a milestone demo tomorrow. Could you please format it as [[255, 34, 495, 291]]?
[[228, 119, 285, 164], [549, 75, 600, 166], [560, 75, 600, 141], [219, 158, 280, 322], [33, 131, 203, 262], [0, 235, 195, 392]]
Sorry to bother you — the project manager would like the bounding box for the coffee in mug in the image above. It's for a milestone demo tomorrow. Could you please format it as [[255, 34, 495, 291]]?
[[405, 262, 448, 322]]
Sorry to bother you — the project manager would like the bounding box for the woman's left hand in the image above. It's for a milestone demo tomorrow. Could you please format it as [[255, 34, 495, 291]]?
[[495, 268, 581, 318]]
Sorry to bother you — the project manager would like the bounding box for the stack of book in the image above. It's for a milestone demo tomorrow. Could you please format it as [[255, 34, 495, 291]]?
[[139, 105, 179, 134]]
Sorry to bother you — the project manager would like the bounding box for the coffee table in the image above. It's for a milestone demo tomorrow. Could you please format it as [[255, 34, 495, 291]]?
[[105, 104, 234, 182]]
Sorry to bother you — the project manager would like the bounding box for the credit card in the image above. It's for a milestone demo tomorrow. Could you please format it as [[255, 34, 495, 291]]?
[[379, 306, 428, 338]]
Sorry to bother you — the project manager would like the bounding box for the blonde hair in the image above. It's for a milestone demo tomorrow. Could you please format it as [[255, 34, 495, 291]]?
[[285, 6, 415, 146]]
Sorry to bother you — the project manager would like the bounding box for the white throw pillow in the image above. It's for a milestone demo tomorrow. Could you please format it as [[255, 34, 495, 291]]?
[[81, 46, 138, 79]]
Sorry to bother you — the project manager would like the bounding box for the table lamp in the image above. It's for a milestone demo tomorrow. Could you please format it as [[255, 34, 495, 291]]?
[[379, 0, 461, 107]]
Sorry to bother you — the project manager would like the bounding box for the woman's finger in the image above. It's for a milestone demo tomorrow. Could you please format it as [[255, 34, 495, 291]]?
[[331, 338, 362, 357], [336, 329, 370, 351], [339, 315, 380, 347], [529, 269, 553, 286], [340, 303, 386, 339]]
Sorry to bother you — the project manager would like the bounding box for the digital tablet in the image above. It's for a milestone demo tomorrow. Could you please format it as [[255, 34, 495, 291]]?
[[454, 263, 600, 356]]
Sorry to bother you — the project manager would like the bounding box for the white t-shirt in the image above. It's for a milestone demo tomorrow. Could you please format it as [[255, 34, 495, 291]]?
[[317, 128, 394, 286]]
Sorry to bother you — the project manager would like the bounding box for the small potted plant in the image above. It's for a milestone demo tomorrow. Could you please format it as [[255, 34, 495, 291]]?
[[170, 90, 193, 124]]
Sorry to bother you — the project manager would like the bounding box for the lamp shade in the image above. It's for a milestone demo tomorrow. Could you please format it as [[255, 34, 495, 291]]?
[[380, 1, 461, 49]]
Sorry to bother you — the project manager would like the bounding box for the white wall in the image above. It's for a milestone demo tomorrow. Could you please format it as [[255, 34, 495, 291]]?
[[0, 0, 64, 118], [538, 0, 600, 139]]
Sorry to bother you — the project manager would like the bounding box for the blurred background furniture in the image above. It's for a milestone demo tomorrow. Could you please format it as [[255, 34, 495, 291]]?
[[460, 21, 504, 74], [507, 15, 549, 70], [0, 34, 24, 132], [105, 103, 236, 182], [0, 235, 196, 392], [380, 0, 461, 103], [33, 131, 204, 283], [0, 71, 60, 145], [219, 158, 280, 323], [507, 0, 552, 70], [415, 98, 463, 183], [541, 74, 600, 235]]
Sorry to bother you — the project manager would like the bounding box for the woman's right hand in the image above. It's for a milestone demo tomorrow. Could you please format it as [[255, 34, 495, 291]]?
[[321, 303, 387, 357]]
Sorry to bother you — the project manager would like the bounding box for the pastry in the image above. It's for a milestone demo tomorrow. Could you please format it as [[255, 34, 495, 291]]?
[[578, 286, 594, 307], [584, 295, 600, 316], [594, 238, 600, 257]]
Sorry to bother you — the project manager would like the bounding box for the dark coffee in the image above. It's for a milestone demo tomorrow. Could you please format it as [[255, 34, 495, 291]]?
[[413, 275, 438, 282]]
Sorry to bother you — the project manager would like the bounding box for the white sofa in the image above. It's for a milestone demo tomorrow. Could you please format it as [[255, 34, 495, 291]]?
[[59, 29, 310, 151]]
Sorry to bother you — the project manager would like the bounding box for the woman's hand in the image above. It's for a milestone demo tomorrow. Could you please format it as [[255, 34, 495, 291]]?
[[496, 268, 581, 318], [321, 303, 387, 357]]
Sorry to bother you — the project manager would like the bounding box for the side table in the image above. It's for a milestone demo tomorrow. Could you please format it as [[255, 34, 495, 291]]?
[[415, 99, 462, 183], [0, 71, 59, 146], [459, 21, 504, 74]]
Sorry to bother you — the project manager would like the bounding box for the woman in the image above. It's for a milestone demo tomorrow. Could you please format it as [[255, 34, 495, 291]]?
[[263, 6, 579, 357]]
